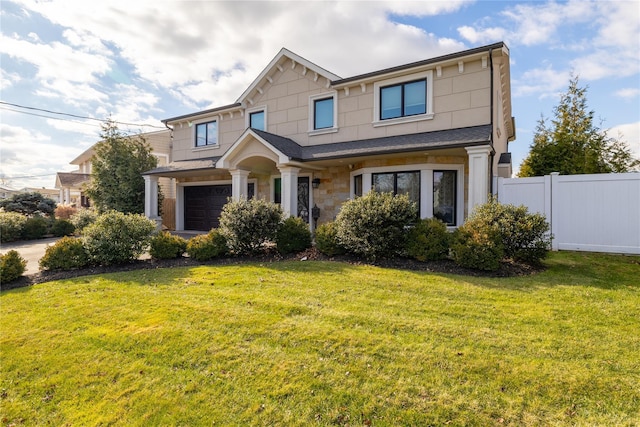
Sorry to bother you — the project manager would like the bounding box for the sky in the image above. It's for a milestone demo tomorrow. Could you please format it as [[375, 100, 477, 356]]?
[[1, 0, 639, 190]]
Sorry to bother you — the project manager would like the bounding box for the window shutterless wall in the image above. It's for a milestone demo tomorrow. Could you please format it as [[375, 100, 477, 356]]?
[[350, 163, 464, 227]]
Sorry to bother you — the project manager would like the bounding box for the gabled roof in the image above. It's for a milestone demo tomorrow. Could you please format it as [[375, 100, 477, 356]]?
[[56, 172, 91, 187], [235, 48, 341, 105]]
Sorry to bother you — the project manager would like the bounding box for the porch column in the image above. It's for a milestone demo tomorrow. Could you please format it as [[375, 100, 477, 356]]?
[[230, 169, 250, 201], [64, 188, 71, 204], [144, 175, 161, 228], [278, 166, 300, 217], [465, 145, 492, 214]]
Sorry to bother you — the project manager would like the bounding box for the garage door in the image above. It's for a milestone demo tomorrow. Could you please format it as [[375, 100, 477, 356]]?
[[184, 185, 231, 231]]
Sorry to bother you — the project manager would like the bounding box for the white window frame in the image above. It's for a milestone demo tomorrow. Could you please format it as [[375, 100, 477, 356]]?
[[308, 91, 338, 136], [192, 116, 220, 151], [372, 70, 434, 127], [246, 105, 268, 131], [350, 162, 464, 228]]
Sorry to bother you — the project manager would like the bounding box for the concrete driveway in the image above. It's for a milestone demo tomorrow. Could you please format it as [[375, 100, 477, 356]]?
[[1, 237, 60, 275]]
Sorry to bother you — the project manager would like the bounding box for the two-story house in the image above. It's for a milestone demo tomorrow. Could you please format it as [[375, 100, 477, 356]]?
[[143, 42, 515, 231], [57, 129, 174, 214]]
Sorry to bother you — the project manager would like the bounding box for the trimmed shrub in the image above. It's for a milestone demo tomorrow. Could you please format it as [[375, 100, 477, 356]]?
[[335, 191, 417, 261], [0, 250, 27, 283], [83, 211, 156, 266], [39, 236, 89, 271], [464, 197, 551, 264], [149, 231, 187, 260], [50, 219, 76, 237], [276, 216, 312, 254], [314, 221, 346, 257], [406, 218, 451, 262], [70, 209, 98, 235], [0, 212, 27, 243], [0, 192, 56, 217], [54, 204, 77, 220], [219, 198, 283, 255], [451, 226, 504, 271], [21, 216, 49, 240], [186, 229, 228, 261]]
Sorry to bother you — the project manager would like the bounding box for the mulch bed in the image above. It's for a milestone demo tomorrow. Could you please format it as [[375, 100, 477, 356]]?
[[2, 247, 543, 291]]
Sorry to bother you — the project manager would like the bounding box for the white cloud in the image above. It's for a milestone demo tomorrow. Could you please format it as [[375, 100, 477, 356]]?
[[615, 88, 640, 99], [11, 0, 467, 107], [0, 69, 21, 90], [609, 121, 640, 159], [512, 65, 571, 98]]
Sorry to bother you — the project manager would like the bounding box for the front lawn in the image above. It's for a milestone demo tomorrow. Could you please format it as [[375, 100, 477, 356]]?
[[1, 252, 639, 425]]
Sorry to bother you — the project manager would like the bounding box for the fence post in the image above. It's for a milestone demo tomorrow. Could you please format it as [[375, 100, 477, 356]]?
[[550, 172, 559, 251], [496, 177, 504, 202]]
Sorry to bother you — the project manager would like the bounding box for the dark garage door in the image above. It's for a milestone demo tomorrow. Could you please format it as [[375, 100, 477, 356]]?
[[184, 185, 232, 231]]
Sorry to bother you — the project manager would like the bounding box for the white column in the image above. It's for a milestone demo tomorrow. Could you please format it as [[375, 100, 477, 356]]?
[[278, 166, 300, 218], [144, 175, 160, 226], [465, 145, 492, 215], [230, 169, 250, 201]]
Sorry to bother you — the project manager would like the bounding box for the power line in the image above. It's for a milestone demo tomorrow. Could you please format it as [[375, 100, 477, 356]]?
[[0, 106, 100, 127], [0, 100, 167, 129]]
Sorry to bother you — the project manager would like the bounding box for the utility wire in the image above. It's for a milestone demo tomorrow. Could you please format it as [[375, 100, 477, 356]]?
[[0, 100, 166, 129]]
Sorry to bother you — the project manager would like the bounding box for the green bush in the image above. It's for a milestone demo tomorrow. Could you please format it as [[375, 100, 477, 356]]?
[[149, 231, 187, 260], [451, 226, 504, 271], [50, 218, 76, 237], [0, 212, 27, 243], [70, 209, 98, 235], [464, 197, 551, 264], [39, 237, 89, 271], [0, 192, 56, 217], [21, 216, 49, 240], [406, 218, 451, 262], [83, 211, 156, 266], [219, 198, 283, 255], [276, 216, 312, 254], [0, 250, 27, 283], [314, 221, 346, 256], [335, 191, 417, 261], [186, 229, 228, 261]]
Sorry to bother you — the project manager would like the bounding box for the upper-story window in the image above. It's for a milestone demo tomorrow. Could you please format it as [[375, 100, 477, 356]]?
[[380, 79, 426, 120], [373, 70, 433, 127], [308, 92, 338, 135], [195, 120, 217, 147], [314, 98, 334, 129], [249, 110, 265, 131]]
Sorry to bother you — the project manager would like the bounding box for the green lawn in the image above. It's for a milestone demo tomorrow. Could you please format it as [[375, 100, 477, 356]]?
[[1, 252, 639, 426]]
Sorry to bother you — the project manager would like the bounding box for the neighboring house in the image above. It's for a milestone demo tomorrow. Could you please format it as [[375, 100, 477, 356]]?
[[56, 129, 175, 208], [143, 42, 515, 231], [0, 185, 60, 203], [0, 185, 20, 200]]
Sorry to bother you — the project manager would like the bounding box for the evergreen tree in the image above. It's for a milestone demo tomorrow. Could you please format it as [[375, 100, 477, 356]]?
[[85, 120, 160, 214], [519, 76, 638, 177]]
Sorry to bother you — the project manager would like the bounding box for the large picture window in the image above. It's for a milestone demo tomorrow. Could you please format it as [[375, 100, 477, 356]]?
[[380, 79, 426, 120], [195, 120, 217, 147], [433, 170, 457, 226], [372, 171, 420, 208]]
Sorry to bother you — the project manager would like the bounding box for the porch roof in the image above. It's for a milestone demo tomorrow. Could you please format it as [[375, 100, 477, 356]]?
[[143, 157, 220, 176], [255, 124, 492, 161], [56, 172, 91, 187], [144, 124, 491, 176]]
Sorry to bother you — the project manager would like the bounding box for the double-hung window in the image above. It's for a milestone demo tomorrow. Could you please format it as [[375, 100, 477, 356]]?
[[195, 120, 217, 147], [380, 79, 426, 120]]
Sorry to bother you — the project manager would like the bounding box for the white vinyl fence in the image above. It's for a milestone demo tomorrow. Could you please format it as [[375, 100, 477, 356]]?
[[496, 172, 640, 254]]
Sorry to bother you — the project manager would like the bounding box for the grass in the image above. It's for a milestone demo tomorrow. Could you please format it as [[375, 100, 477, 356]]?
[[1, 251, 639, 426]]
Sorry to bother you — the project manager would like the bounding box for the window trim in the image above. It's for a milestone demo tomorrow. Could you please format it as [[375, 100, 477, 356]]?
[[246, 106, 267, 131], [372, 70, 434, 127], [192, 117, 220, 151], [308, 91, 338, 136], [350, 163, 464, 227]]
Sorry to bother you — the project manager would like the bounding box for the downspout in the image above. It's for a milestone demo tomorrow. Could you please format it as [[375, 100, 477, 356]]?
[[488, 47, 495, 195]]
